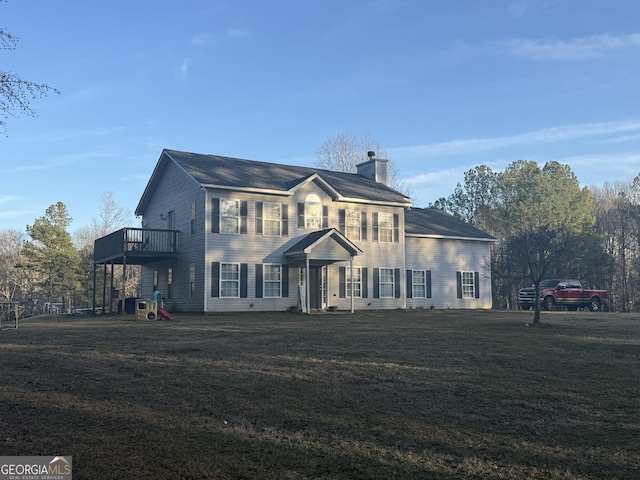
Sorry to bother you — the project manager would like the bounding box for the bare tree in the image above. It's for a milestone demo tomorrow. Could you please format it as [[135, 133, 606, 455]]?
[[314, 131, 411, 197], [1, 6, 59, 134]]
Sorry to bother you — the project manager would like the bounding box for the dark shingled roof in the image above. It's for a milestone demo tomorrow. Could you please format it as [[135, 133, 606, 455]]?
[[164, 149, 411, 204], [405, 208, 495, 240]]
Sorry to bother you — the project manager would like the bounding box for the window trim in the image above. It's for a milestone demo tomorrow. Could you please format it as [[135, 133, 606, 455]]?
[[263, 202, 282, 237], [263, 264, 282, 298], [378, 212, 394, 243], [219, 263, 241, 298], [220, 199, 240, 234], [304, 194, 322, 230], [189, 264, 195, 299], [346, 266, 362, 298], [190, 203, 196, 235], [412, 270, 427, 299], [379, 267, 395, 298], [462, 271, 475, 299], [345, 210, 361, 241]]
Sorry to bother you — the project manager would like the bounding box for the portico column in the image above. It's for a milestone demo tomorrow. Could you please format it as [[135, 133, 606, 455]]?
[[305, 256, 310, 314], [350, 257, 354, 313]]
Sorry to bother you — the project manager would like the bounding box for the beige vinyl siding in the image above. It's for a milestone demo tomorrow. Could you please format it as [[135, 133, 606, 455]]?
[[140, 160, 206, 312], [405, 236, 492, 309], [203, 181, 406, 312]]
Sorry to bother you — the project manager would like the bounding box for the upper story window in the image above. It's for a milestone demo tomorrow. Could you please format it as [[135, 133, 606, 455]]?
[[378, 212, 394, 243], [346, 210, 361, 241], [190, 203, 196, 235], [305, 194, 322, 229], [220, 199, 240, 234], [263, 202, 281, 236]]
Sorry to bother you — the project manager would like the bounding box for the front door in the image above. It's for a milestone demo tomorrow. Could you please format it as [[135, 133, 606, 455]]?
[[308, 266, 328, 310]]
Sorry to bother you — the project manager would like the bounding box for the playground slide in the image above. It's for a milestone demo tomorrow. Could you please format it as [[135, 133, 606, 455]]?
[[157, 307, 174, 321]]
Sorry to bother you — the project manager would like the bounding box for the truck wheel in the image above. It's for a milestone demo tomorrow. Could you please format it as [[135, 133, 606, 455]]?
[[588, 298, 602, 312], [543, 296, 555, 311]]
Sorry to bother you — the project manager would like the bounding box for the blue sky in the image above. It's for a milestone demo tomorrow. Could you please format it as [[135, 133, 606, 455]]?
[[2, 0, 640, 234]]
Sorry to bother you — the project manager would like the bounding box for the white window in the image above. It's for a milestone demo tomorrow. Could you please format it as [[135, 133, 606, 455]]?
[[346, 210, 361, 241], [264, 264, 282, 298], [189, 264, 195, 299], [220, 263, 240, 298], [380, 268, 394, 298], [347, 267, 361, 298], [190, 203, 196, 235], [378, 212, 393, 243], [220, 199, 240, 234], [462, 271, 475, 298], [263, 202, 281, 236], [305, 194, 322, 229], [412, 270, 426, 298]]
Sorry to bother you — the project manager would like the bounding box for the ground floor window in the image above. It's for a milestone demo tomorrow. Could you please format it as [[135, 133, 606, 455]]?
[[220, 263, 240, 297], [347, 267, 361, 297], [189, 264, 195, 299], [379, 268, 395, 298], [264, 264, 282, 298], [462, 271, 475, 298], [412, 270, 426, 298]]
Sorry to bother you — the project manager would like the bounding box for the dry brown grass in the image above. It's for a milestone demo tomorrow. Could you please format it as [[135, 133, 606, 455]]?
[[1, 309, 638, 479]]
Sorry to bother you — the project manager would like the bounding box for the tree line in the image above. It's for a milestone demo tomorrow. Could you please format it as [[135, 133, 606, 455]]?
[[430, 160, 640, 316], [0, 193, 138, 315], [2, 143, 638, 318]]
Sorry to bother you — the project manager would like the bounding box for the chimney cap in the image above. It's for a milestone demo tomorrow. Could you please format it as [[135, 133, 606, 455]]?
[[367, 151, 375, 159]]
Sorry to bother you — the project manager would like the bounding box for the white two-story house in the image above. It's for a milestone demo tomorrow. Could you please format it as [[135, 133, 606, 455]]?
[[94, 149, 494, 313]]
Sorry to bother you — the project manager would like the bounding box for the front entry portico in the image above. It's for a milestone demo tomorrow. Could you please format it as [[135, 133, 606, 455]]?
[[285, 228, 362, 313]]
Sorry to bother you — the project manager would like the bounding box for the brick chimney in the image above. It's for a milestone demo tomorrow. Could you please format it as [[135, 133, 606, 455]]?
[[356, 151, 388, 185]]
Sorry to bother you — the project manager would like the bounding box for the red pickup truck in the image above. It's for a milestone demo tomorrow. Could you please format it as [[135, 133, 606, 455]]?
[[518, 279, 608, 312]]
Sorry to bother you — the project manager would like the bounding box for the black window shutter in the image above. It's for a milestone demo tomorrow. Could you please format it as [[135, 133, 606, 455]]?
[[474, 272, 480, 298], [255, 202, 263, 235], [240, 263, 248, 298], [361, 212, 367, 241], [456, 272, 463, 299], [298, 203, 305, 228], [372, 213, 379, 241], [426, 270, 432, 298], [339, 267, 346, 298], [211, 262, 220, 297], [255, 264, 263, 298], [362, 268, 368, 298], [240, 201, 248, 234], [212, 199, 220, 233], [394, 268, 401, 298], [406, 270, 413, 299], [373, 268, 380, 298], [282, 205, 288, 236], [338, 209, 346, 235], [282, 265, 289, 298], [322, 205, 329, 229]]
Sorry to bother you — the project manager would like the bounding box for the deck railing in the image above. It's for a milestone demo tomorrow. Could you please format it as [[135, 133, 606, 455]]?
[[94, 228, 180, 262]]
